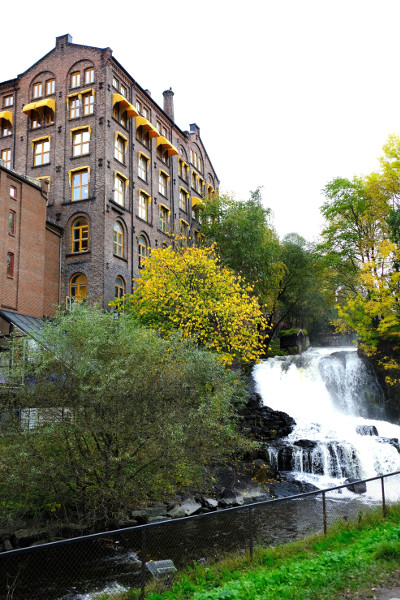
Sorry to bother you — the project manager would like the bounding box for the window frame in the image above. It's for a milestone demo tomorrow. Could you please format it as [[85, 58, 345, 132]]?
[[69, 273, 87, 301], [72, 128, 90, 157], [8, 210, 16, 235], [138, 190, 150, 222], [85, 68, 94, 85], [10, 185, 16, 198], [113, 221, 124, 257], [6, 252, 14, 277], [72, 217, 89, 253], [71, 168, 89, 202], [159, 170, 168, 196], [69, 96, 80, 119], [115, 276, 125, 299], [45, 79, 55, 95], [70, 72, 81, 89], [82, 91, 94, 116], [138, 236, 148, 269], [1, 148, 11, 168], [114, 133, 126, 164], [3, 94, 13, 107], [33, 138, 50, 166], [33, 82, 43, 99], [138, 153, 149, 181], [159, 205, 169, 233]]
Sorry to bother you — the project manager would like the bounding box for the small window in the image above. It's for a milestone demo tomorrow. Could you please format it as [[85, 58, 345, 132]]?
[[159, 206, 168, 233], [114, 173, 128, 207], [180, 219, 189, 238], [10, 185, 16, 198], [72, 217, 89, 253], [3, 94, 13, 107], [70, 273, 87, 301], [72, 129, 90, 156], [6, 252, 14, 277], [69, 96, 80, 119], [157, 145, 169, 164], [138, 236, 147, 268], [113, 222, 123, 257], [71, 169, 89, 201], [70, 72, 80, 88], [138, 154, 149, 181], [8, 210, 16, 235], [159, 171, 168, 196], [114, 134, 126, 163], [115, 276, 125, 299], [83, 92, 94, 116], [113, 76, 119, 89], [136, 125, 150, 148], [138, 191, 149, 221], [33, 82, 43, 99], [0, 118, 12, 137], [113, 103, 127, 128], [120, 84, 127, 97], [43, 106, 54, 126], [179, 189, 188, 212], [46, 79, 55, 95], [31, 109, 41, 129], [85, 68, 94, 84], [1, 148, 11, 168], [33, 139, 50, 166]]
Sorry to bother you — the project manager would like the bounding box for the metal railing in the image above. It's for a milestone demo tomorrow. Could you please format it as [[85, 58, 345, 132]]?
[[1, 470, 399, 600]]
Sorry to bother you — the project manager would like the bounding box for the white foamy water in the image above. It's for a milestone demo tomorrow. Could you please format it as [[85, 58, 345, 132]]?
[[252, 347, 400, 499]]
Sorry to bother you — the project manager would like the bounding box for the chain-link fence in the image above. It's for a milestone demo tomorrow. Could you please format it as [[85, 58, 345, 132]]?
[[1, 471, 400, 600]]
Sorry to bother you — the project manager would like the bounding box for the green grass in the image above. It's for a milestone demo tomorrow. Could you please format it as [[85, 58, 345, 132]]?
[[109, 505, 400, 600]]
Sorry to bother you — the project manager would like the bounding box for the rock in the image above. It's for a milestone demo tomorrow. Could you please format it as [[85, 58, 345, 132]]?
[[356, 425, 379, 436], [3, 539, 13, 551], [240, 403, 296, 442], [202, 497, 218, 510], [131, 510, 149, 524], [218, 489, 244, 507], [148, 516, 171, 523], [167, 498, 202, 518], [12, 528, 50, 548], [345, 478, 367, 494]]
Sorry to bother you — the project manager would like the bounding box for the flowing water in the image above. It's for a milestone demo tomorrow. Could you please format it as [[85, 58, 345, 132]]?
[[252, 346, 400, 500]]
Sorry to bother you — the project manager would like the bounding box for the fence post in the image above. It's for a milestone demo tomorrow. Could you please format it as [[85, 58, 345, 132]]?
[[248, 506, 254, 560], [140, 528, 147, 600], [322, 491, 327, 535], [381, 476, 386, 518]]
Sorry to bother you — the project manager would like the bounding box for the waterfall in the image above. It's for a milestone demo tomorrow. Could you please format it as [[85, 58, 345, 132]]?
[[252, 347, 400, 495]]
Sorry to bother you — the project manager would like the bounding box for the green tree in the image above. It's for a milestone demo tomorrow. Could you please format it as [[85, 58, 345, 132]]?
[[0, 305, 248, 526]]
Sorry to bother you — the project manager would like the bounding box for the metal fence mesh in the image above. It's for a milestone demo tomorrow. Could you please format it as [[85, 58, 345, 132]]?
[[1, 471, 399, 600]]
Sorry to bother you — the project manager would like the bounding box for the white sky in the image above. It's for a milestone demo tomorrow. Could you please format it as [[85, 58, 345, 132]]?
[[3, 0, 400, 242]]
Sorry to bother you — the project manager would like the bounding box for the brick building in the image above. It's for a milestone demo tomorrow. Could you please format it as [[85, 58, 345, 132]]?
[[0, 34, 219, 309]]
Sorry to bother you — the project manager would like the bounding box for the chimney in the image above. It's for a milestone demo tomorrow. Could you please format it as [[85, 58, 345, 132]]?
[[56, 34, 72, 49], [144, 89, 151, 97], [163, 88, 174, 122]]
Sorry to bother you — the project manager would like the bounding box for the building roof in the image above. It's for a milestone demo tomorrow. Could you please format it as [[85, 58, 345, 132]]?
[[0, 310, 45, 338]]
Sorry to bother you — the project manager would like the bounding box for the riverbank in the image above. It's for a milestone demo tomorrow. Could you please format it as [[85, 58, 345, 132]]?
[[130, 505, 400, 600]]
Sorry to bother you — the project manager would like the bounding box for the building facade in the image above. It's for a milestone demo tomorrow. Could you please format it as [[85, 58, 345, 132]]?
[[0, 34, 219, 309]]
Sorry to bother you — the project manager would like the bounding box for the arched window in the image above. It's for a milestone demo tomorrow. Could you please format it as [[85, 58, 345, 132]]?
[[69, 273, 87, 301], [115, 276, 125, 299], [138, 236, 148, 268], [114, 222, 123, 257], [72, 217, 89, 253]]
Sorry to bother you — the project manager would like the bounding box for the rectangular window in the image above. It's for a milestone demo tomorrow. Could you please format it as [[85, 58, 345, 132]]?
[[72, 129, 90, 156], [6, 252, 14, 277], [114, 135, 125, 163], [33, 82, 43, 98], [8, 210, 15, 234], [83, 93, 94, 115], [159, 171, 167, 196], [85, 68, 94, 84], [113, 76, 119, 89], [179, 189, 188, 212], [114, 175, 125, 206], [33, 139, 50, 166], [0, 120, 12, 137], [10, 185, 16, 198], [70, 72, 80, 88], [159, 206, 168, 233], [69, 97, 80, 119], [46, 79, 55, 95], [138, 191, 148, 221], [180, 220, 189, 238], [43, 106, 54, 126], [4, 94, 13, 107], [72, 169, 89, 201], [120, 84, 127, 97], [1, 148, 11, 168], [191, 172, 197, 190], [138, 154, 148, 180]]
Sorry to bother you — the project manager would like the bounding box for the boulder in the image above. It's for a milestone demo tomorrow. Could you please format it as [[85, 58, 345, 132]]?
[[218, 489, 244, 507], [167, 498, 202, 518], [202, 497, 218, 510], [345, 478, 367, 494], [356, 425, 379, 436]]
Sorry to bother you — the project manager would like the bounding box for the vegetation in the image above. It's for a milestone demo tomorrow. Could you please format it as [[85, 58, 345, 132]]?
[[111, 506, 400, 600], [0, 305, 250, 526], [112, 243, 267, 366]]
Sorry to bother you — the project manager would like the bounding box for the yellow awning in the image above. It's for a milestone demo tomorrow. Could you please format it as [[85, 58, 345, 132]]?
[[70, 126, 91, 138], [68, 166, 90, 183], [23, 98, 55, 114], [136, 116, 159, 138], [156, 136, 179, 157], [113, 93, 139, 118], [31, 135, 50, 148], [191, 197, 204, 207], [115, 170, 129, 187], [0, 111, 13, 125]]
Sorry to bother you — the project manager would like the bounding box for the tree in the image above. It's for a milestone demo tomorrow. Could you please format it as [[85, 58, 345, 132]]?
[[113, 244, 268, 366], [0, 305, 248, 526]]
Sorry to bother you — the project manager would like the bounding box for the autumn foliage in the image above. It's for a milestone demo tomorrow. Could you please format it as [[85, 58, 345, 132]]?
[[113, 243, 268, 365]]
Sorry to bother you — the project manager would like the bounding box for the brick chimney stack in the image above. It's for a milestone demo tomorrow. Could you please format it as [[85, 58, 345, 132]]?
[[163, 88, 174, 122]]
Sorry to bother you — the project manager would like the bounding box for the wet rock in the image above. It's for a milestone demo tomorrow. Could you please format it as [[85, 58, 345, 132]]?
[[345, 478, 367, 494], [218, 489, 244, 507], [202, 497, 218, 510], [356, 425, 379, 436]]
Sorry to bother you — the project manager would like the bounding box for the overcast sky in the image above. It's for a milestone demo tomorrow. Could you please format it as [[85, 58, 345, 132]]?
[[3, 0, 400, 242]]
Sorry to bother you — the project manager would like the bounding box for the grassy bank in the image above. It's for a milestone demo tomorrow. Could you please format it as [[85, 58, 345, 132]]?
[[112, 505, 400, 600]]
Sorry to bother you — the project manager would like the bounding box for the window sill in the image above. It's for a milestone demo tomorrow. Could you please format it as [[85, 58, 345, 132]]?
[[71, 153, 91, 160], [109, 198, 129, 212], [113, 254, 128, 262], [136, 216, 151, 226], [66, 251, 91, 258], [62, 196, 96, 205], [32, 163, 51, 169]]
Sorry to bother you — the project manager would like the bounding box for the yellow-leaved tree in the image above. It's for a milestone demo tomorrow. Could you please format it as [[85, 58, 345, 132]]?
[[112, 243, 268, 365]]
